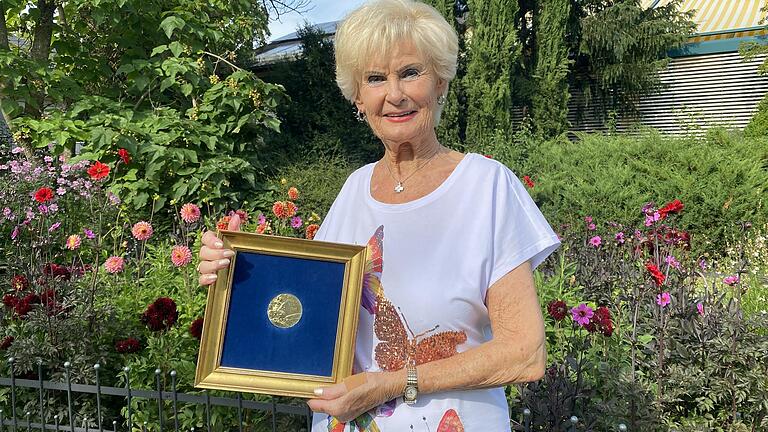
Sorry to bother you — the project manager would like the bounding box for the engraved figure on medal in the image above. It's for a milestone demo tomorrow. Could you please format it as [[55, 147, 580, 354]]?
[[267, 293, 303, 328]]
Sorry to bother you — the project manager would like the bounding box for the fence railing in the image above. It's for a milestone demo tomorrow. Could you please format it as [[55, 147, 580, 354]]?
[[1, 358, 629, 431]]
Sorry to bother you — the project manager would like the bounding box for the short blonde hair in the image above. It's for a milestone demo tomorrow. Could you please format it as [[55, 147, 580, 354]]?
[[334, 0, 458, 104]]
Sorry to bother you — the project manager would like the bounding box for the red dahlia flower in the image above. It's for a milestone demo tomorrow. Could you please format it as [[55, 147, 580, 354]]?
[[658, 199, 684, 219], [118, 148, 131, 164], [0, 335, 13, 350], [87, 161, 110, 180], [189, 317, 204, 340], [141, 297, 178, 331], [522, 175, 535, 188], [115, 338, 141, 354], [34, 187, 54, 203], [11, 275, 29, 292], [547, 300, 568, 321], [645, 262, 666, 286]]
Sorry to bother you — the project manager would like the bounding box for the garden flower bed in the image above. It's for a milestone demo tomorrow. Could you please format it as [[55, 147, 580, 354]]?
[[1, 147, 767, 431]]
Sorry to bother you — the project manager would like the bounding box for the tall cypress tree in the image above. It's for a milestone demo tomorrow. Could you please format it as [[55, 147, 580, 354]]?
[[532, 0, 572, 137], [464, 0, 521, 143]]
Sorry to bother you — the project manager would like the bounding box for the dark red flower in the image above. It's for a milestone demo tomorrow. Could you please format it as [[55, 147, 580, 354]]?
[[14, 293, 40, 317], [523, 175, 535, 188], [547, 300, 568, 321], [34, 187, 54, 203], [587, 306, 614, 336], [10, 275, 29, 292], [117, 148, 131, 164], [141, 297, 178, 331], [645, 262, 666, 286], [43, 263, 71, 280], [87, 161, 110, 180], [234, 209, 249, 223], [658, 199, 684, 219], [0, 336, 13, 350], [115, 338, 141, 354], [189, 317, 204, 340], [2, 293, 18, 308]]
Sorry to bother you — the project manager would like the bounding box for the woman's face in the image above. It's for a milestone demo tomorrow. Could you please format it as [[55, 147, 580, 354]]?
[[355, 41, 446, 146]]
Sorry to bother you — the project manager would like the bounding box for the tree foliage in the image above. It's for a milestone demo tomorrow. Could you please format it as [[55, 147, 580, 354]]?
[[0, 0, 290, 212], [532, 0, 572, 137], [464, 0, 521, 143], [575, 0, 695, 116], [259, 24, 379, 167]]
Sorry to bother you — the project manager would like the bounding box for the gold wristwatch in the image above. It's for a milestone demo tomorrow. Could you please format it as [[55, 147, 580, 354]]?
[[403, 365, 418, 405]]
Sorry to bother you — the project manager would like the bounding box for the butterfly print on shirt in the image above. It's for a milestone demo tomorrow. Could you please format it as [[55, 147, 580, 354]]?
[[363, 226, 467, 372]]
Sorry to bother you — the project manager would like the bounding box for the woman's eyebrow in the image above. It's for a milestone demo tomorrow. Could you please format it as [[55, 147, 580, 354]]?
[[398, 63, 425, 73]]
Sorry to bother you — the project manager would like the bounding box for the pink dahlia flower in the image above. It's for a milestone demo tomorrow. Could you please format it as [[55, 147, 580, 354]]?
[[171, 245, 193, 267], [104, 256, 125, 274], [180, 203, 201, 224], [65, 234, 81, 250], [131, 221, 153, 241]]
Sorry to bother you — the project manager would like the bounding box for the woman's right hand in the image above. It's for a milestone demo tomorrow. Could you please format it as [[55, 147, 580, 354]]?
[[197, 214, 242, 286]]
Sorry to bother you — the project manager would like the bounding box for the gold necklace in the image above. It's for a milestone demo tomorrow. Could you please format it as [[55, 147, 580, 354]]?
[[383, 150, 439, 193]]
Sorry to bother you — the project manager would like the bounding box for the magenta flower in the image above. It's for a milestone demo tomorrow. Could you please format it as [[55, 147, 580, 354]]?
[[589, 236, 602, 247], [290, 216, 303, 228], [587, 223, 596, 231], [697, 302, 704, 315], [665, 255, 680, 269], [48, 222, 61, 232], [723, 275, 740, 286], [83, 228, 95, 239], [615, 232, 625, 244], [258, 213, 266, 225], [656, 292, 671, 308], [571, 304, 594, 326]]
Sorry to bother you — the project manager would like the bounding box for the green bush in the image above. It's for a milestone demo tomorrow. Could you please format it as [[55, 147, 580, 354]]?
[[521, 129, 768, 255], [270, 150, 356, 216], [745, 93, 768, 137]]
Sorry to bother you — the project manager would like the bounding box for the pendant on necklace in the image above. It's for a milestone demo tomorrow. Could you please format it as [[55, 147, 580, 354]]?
[[394, 182, 404, 193]]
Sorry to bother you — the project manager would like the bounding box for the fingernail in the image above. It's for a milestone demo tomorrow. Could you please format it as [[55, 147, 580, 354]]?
[[218, 259, 230, 266], [206, 274, 218, 281], [222, 250, 235, 257], [313, 388, 323, 397], [214, 241, 223, 248]]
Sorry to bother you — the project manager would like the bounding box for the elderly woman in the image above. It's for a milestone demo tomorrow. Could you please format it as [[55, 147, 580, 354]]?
[[198, 0, 560, 430]]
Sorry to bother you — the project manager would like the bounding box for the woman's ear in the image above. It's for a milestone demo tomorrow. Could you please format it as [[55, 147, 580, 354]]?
[[354, 99, 365, 114]]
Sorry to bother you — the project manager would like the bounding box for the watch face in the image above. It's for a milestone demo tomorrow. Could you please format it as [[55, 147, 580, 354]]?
[[404, 386, 418, 400]]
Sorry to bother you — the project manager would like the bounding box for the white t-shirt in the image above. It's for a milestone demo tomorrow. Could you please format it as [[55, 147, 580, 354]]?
[[312, 153, 560, 431]]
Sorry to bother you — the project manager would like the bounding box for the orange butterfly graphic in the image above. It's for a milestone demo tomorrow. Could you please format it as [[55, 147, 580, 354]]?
[[366, 226, 467, 372]]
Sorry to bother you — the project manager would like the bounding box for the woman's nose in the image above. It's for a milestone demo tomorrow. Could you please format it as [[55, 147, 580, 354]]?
[[384, 78, 405, 105]]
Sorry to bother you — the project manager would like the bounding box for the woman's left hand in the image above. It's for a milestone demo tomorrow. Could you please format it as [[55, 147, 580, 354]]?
[[307, 372, 399, 423]]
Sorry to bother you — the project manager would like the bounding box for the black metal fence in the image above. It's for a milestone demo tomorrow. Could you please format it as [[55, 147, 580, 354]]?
[[1, 358, 629, 431]]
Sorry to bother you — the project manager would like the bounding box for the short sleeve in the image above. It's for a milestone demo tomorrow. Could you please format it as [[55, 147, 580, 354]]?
[[488, 165, 561, 287]]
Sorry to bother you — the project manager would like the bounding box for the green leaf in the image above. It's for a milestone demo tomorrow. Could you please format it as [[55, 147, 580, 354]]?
[[159, 16, 186, 40], [150, 45, 169, 57], [168, 41, 183, 57], [180, 83, 193, 97], [159, 77, 176, 92]]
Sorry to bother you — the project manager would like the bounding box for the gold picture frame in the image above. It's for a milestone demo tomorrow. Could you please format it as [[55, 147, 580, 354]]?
[[194, 230, 367, 398]]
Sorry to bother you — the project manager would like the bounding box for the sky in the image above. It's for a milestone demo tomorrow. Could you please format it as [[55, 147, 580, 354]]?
[[266, 0, 368, 41]]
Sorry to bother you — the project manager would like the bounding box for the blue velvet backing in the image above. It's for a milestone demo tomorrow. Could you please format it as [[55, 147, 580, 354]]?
[[219, 251, 345, 377]]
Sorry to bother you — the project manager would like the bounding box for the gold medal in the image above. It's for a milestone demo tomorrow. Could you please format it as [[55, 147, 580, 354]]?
[[267, 293, 303, 328]]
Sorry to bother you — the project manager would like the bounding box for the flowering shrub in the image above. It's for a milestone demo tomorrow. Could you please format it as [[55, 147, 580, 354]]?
[[515, 200, 768, 431]]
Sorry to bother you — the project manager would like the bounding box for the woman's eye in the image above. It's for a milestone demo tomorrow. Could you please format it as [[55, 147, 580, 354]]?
[[366, 75, 385, 85], [402, 69, 420, 79]]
